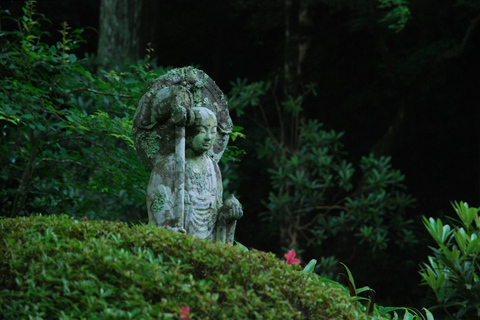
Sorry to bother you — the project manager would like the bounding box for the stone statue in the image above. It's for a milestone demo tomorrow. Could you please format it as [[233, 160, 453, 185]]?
[[132, 67, 243, 243]]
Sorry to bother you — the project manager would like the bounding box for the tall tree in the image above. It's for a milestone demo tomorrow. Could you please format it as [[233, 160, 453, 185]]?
[[97, 0, 141, 69], [284, 0, 314, 95]]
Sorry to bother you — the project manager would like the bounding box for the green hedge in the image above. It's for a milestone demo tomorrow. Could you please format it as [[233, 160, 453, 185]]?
[[0, 215, 386, 319]]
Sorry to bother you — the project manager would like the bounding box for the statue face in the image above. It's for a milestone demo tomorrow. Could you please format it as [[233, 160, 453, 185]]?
[[190, 114, 217, 155]]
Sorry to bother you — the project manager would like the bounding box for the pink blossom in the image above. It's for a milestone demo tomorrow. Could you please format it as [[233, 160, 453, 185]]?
[[284, 250, 301, 265], [180, 306, 190, 319], [83, 216, 88, 221]]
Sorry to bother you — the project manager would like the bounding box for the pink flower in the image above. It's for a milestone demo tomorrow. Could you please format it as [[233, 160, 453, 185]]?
[[180, 306, 190, 319], [83, 216, 88, 221], [284, 250, 301, 265]]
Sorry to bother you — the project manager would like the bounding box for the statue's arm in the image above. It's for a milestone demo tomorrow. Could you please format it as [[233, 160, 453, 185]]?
[[215, 162, 243, 222], [215, 193, 242, 244], [135, 85, 193, 130], [147, 157, 186, 233], [220, 194, 243, 222]]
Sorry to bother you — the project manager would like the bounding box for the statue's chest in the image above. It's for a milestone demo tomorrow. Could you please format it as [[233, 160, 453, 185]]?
[[185, 161, 217, 208]]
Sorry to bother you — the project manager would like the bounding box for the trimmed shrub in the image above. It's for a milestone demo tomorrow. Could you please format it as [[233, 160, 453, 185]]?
[[0, 215, 387, 319]]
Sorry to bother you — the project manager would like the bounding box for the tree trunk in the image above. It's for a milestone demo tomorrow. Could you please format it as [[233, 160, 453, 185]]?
[[284, 0, 312, 96], [366, 0, 404, 156], [370, 105, 406, 156], [281, 0, 313, 248], [97, 0, 142, 69]]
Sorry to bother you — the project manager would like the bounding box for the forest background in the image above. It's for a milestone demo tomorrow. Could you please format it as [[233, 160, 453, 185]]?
[[1, 0, 479, 315]]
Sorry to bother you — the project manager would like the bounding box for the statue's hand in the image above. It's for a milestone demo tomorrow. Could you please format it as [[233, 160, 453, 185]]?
[[222, 194, 243, 221], [171, 105, 194, 126]]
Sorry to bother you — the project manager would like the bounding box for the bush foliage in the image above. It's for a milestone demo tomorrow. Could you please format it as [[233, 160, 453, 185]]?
[[0, 1, 245, 222], [420, 201, 480, 319], [0, 215, 391, 319], [228, 78, 416, 283], [0, 1, 158, 221]]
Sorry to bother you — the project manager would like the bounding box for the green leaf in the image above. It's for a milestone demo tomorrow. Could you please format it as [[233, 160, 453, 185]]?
[[356, 286, 374, 295], [453, 201, 480, 231], [78, 125, 90, 131], [455, 228, 467, 253], [402, 309, 415, 320], [230, 131, 246, 142], [234, 241, 249, 252], [0, 114, 19, 125], [232, 125, 244, 131], [424, 216, 452, 245], [466, 238, 480, 255], [35, 122, 46, 131], [340, 262, 356, 297], [423, 308, 434, 320], [377, 306, 406, 314], [303, 259, 317, 274]]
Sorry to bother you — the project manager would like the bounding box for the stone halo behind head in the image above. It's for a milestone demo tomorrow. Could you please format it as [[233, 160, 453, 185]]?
[[133, 67, 232, 170]]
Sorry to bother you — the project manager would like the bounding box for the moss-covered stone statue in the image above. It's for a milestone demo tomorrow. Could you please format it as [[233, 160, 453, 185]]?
[[133, 67, 243, 243]]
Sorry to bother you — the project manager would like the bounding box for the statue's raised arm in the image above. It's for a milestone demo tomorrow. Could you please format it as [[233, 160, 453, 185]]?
[[133, 67, 242, 243]]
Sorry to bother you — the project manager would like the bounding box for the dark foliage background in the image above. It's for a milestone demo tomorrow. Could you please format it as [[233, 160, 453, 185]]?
[[1, 0, 479, 315]]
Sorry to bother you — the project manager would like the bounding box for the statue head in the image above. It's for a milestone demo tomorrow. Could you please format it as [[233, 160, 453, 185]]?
[[186, 107, 218, 155]]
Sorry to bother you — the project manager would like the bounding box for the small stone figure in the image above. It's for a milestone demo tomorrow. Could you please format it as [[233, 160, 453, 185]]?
[[133, 67, 243, 243]]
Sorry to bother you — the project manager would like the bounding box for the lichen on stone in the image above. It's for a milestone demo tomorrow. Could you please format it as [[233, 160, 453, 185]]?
[[195, 78, 206, 88], [193, 89, 203, 106], [139, 131, 161, 159], [152, 191, 166, 213]]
